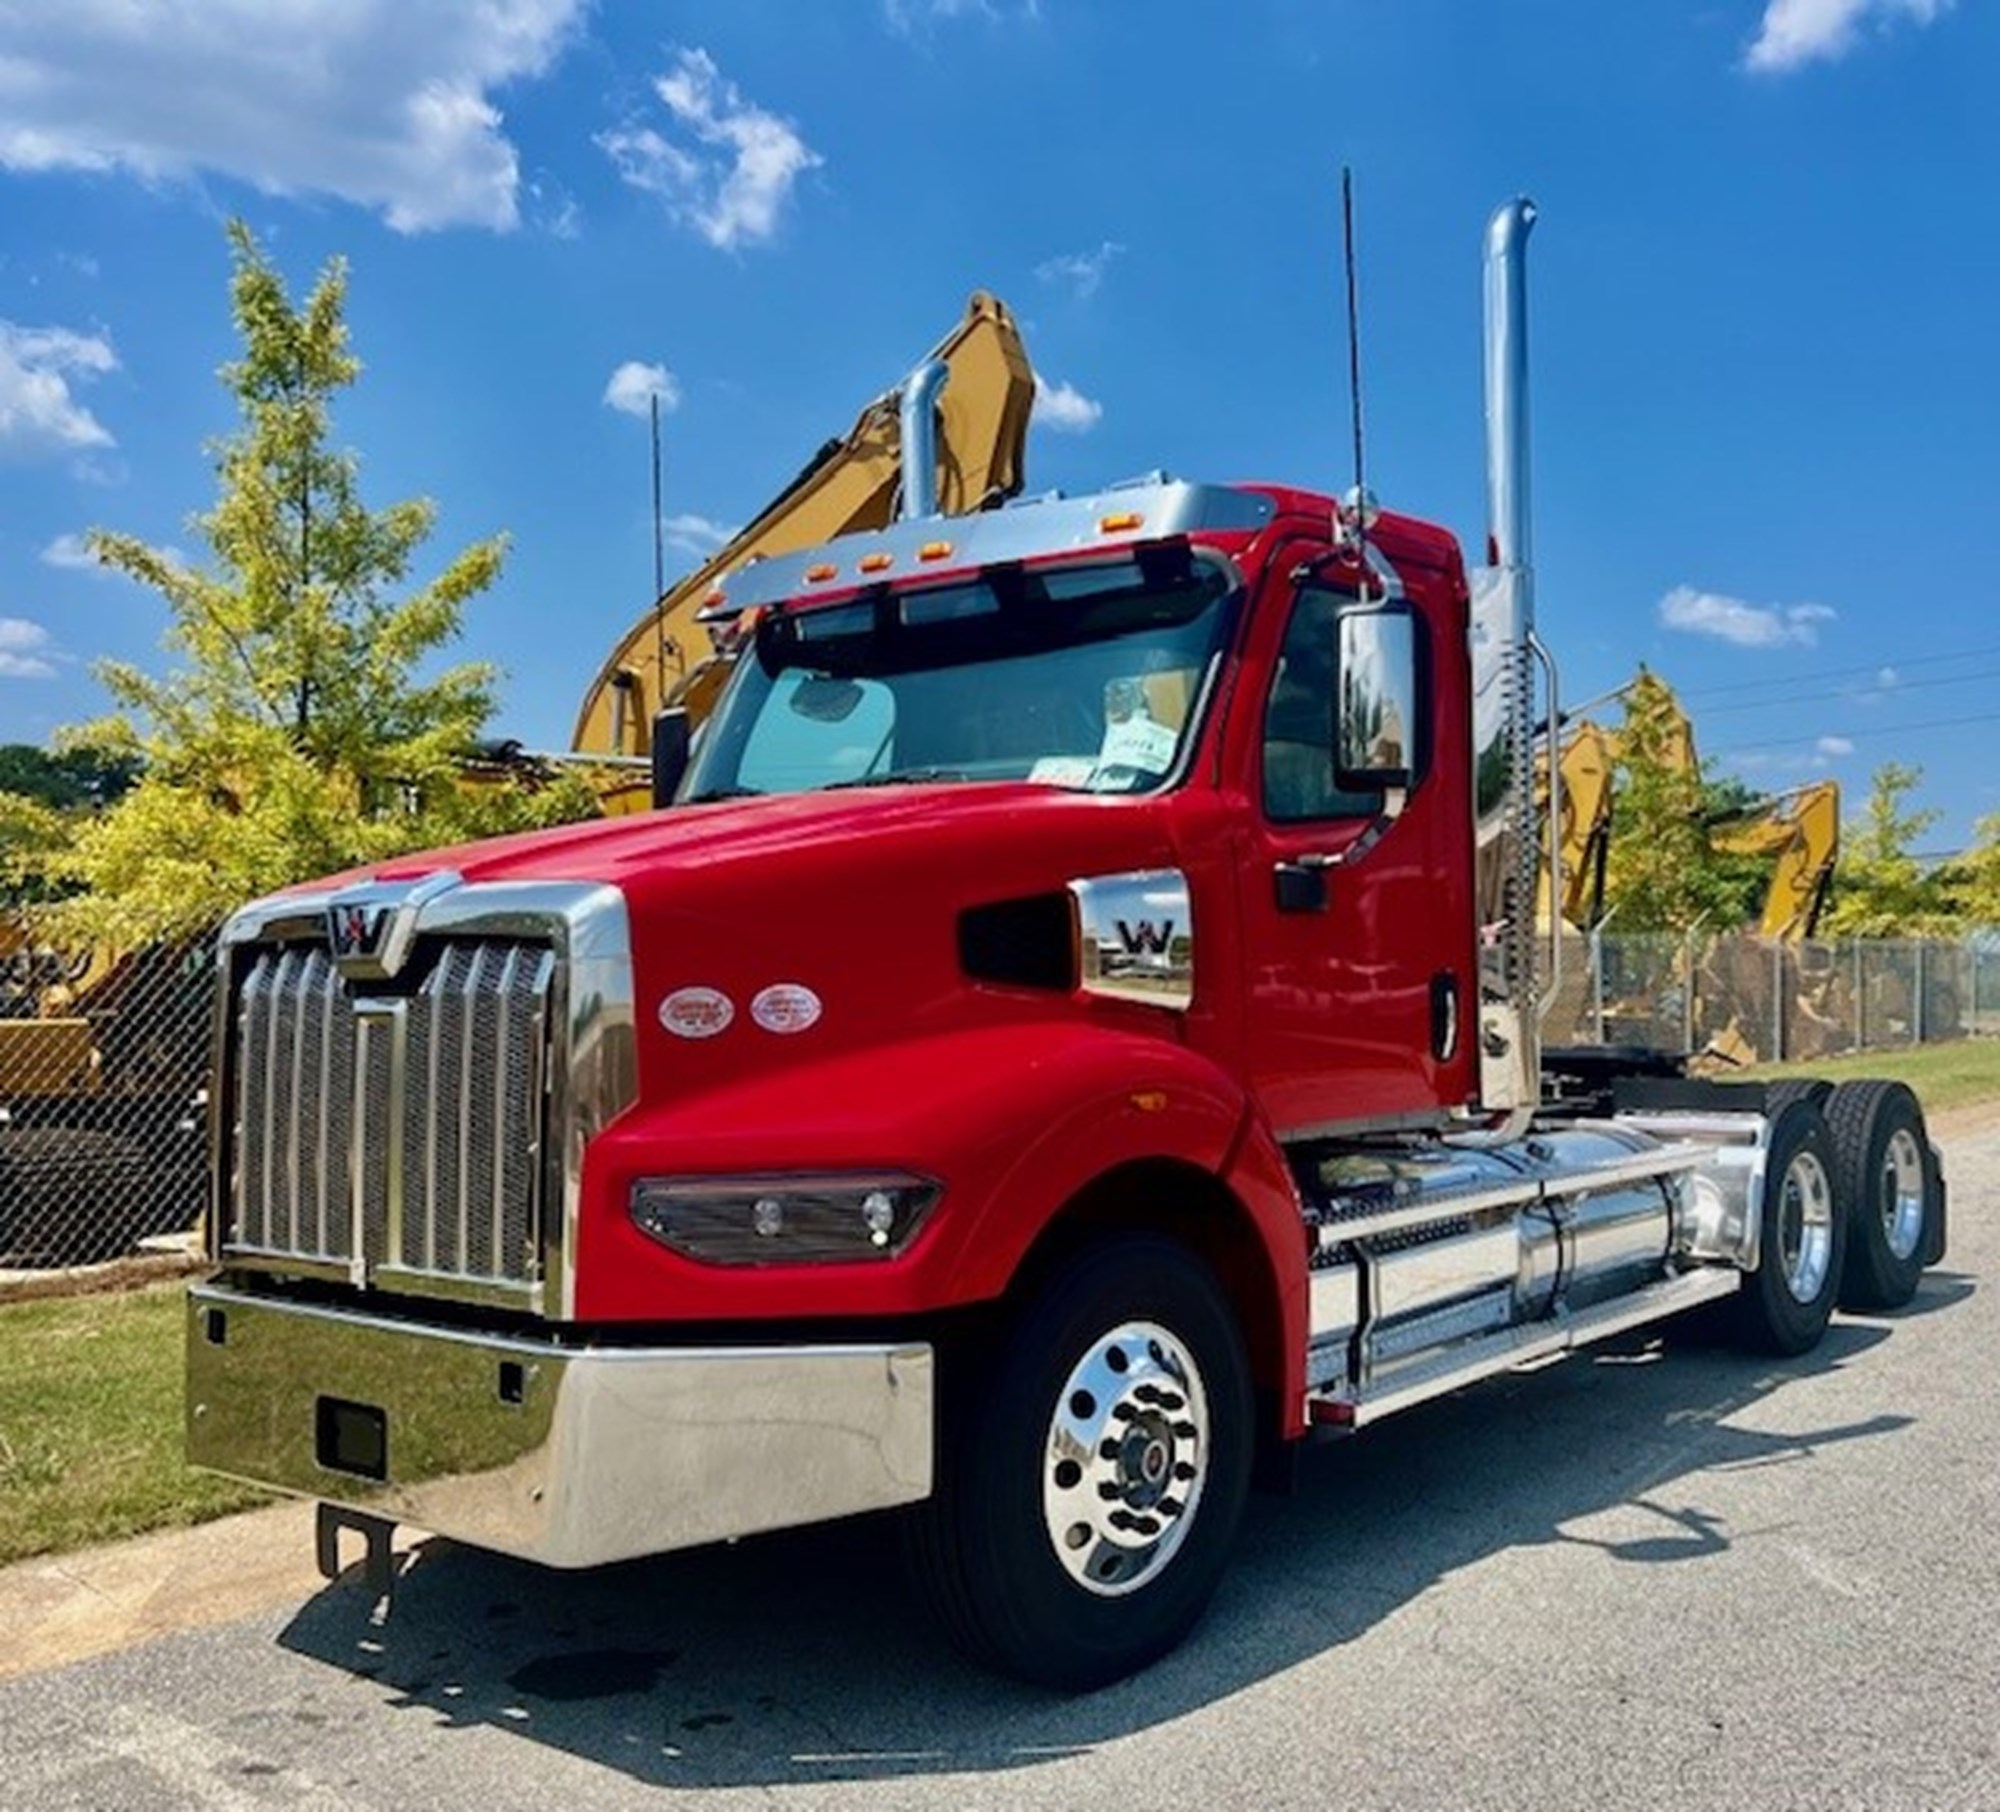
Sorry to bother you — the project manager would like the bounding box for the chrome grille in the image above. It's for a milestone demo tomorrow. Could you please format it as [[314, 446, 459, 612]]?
[[228, 936, 556, 1297]]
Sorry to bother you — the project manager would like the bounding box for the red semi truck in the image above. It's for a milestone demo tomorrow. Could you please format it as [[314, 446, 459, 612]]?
[[188, 201, 1945, 1689]]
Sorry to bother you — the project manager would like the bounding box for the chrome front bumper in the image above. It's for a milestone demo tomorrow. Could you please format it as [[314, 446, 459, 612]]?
[[185, 1284, 934, 1568]]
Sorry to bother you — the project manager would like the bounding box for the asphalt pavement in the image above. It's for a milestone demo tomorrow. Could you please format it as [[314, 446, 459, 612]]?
[[3, 1120, 1996, 1811]]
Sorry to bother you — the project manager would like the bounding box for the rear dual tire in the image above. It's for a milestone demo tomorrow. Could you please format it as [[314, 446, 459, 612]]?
[[1827, 1079, 1939, 1311], [1729, 1100, 1846, 1356]]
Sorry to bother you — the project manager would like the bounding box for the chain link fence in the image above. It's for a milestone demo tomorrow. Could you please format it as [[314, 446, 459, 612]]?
[[1, 918, 215, 1276], [1547, 929, 2000, 1064], [5, 910, 1998, 1287]]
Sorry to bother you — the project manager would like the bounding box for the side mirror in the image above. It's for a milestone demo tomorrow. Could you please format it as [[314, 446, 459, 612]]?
[[650, 707, 691, 809], [1335, 607, 1416, 795]]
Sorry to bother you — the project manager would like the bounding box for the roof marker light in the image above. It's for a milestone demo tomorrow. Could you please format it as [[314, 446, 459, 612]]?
[[918, 540, 953, 562], [858, 552, 895, 574], [1099, 511, 1145, 534], [804, 563, 838, 583]]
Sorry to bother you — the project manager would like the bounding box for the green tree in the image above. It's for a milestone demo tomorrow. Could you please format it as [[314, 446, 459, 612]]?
[[0, 744, 139, 812], [41, 223, 597, 946], [1820, 761, 1953, 937], [1598, 669, 1751, 934]]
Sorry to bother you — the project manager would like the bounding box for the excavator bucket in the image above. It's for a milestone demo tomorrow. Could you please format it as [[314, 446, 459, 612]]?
[[571, 293, 1036, 814]]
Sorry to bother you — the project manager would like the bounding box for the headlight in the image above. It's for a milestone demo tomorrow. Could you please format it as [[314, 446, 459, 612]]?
[[630, 1173, 941, 1266]]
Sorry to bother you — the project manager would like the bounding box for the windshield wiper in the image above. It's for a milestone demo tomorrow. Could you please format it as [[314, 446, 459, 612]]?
[[684, 785, 764, 804], [821, 767, 968, 790]]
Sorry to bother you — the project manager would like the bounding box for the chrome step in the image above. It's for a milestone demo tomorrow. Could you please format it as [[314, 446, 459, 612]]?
[[1308, 1264, 1741, 1430]]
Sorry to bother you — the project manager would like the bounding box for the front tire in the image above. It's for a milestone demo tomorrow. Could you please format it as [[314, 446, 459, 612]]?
[[907, 1235, 1253, 1690], [1728, 1100, 1846, 1356]]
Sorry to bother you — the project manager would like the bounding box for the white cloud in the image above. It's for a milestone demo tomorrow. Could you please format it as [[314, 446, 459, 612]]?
[[1658, 585, 1835, 648], [1816, 735, 1855, 756], [42, 529, 185, 573], [40, 531, 99, 571], [1036, 240, 1126, 300], [603, 361, 682, 418], [1745, 0, 1954, 72], [1876, 664, 1900, 689], [663, 512, 735, 558], [598, 49, 820, 251], [0, 1, 585, 233], [1032, 374, 1103, 434], [884, 0, 1040, 32], [0, 321, 116, 458], [0, 616, 57, 680]]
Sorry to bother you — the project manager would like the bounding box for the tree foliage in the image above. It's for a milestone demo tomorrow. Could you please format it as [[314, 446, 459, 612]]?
[[1598, 669, 1756, 934], [37, 223, 597, 946], [1820, 761, 1954, 937]]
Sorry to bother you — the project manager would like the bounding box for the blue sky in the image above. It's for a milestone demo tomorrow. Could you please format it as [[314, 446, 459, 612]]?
[[1, 0, 1994, 850]]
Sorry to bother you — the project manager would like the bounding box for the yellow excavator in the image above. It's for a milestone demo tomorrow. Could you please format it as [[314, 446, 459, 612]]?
[[571, 292, 1036, 814], [1540, 678, 1839, 942]]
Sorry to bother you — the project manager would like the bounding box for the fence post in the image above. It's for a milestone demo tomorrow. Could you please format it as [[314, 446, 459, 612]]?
[[1591, 926, 1605, 1043], [1914, 940, 1926, 1045], [1973, 942, 1982, 1039], [1771, 939, 1785, 1064], [1682, 929, 1697, 1055], [1853, 940, 1865, 1053]]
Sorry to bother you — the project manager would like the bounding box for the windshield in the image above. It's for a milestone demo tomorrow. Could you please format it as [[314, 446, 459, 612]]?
[[682, 547, 1239, 801]]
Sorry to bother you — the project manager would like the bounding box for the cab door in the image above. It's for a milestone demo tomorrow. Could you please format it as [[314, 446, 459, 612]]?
[[1230, 567, 1470, 1136]]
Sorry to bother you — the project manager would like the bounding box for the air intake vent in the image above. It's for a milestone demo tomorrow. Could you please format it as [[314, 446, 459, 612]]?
[[959, 893, 1075, 992]]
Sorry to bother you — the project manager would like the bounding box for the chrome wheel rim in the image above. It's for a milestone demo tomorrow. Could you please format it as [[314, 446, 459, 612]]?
[[1881, 1127, 1926, 1261], [1779, 1148, 1835, 1304], [1041, 1319, 1210, 1599]]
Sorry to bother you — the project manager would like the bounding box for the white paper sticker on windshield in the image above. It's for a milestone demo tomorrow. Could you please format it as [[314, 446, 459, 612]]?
[[1097, 715, 1177, 774], [1028, 756, 1097, 787]]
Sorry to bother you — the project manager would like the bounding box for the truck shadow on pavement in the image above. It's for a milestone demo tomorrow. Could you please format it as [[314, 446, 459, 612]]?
[[277, 1280, 1965, 1789]]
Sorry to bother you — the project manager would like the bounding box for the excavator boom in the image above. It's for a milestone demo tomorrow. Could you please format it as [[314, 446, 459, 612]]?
[[572, 292, 1035, 812]]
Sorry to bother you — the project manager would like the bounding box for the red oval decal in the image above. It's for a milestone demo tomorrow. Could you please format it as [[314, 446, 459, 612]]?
[[750, 983, 822, 1035], [659, 986, 734, 1039]]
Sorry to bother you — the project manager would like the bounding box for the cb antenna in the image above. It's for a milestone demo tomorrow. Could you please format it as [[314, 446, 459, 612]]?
[[1341, 164, 1371, 581], [650, 390, 667, 704]]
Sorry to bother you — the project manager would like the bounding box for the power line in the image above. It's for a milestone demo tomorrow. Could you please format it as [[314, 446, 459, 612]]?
[[1711, 706, 2000, 757], [1676, 639, 2000, 704], [1694, 663, 2000, 719]]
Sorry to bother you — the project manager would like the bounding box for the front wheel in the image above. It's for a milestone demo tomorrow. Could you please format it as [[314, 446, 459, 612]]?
[[906, 1235, 1254, 1690]]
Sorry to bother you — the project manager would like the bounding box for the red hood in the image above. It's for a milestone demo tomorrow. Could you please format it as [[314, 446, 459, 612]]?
[[285, 782, 1161, 898]]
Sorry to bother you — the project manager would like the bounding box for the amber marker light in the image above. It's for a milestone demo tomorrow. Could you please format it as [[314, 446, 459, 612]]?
[[917, 540, 953, 562], [804, 562, 838, 583], [1099, 511, 1145, 533], [858, 552, 895, 574], [1130, 1090, 1170, 1113]]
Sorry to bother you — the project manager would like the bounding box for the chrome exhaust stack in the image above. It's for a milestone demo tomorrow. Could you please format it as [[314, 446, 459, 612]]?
[[1468, 198, 1551, 1121], [898, 358, 949, 520]]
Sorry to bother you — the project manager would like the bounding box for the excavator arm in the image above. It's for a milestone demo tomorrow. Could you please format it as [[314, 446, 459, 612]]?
[[1712, 780, 1840, 942], [572, 291, 1035, 812], [1540, 678, 1838, 942]]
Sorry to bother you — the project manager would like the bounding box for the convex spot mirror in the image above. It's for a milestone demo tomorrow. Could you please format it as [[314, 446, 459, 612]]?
[[1335, 606, 1416, 795]]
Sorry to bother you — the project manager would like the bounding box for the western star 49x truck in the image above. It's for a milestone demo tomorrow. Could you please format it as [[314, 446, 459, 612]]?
[[187, 201, 1946, 1689]]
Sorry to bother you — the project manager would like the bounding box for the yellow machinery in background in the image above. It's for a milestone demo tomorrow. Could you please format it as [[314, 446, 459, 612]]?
[[1539, 680, 1839, 943], [571, 292, 1036, 814]]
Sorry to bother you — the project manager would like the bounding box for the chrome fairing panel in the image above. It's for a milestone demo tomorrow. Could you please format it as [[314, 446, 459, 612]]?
[[186, 1285, 933, 1566], [212, 879, 638, 1320]]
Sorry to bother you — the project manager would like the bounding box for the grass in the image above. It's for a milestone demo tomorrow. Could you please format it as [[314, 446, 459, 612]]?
[[1744, 1036, 2000, 1116], [0, 1282, 270, 1567]]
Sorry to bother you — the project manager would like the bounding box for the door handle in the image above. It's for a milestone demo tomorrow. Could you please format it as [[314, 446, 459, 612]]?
[[1273, 855, 1337, 914]]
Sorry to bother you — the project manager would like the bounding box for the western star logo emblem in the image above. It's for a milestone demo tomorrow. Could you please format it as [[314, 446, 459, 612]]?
[[1116, 918, 1176, 958], [330, 903, 388, 961]]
